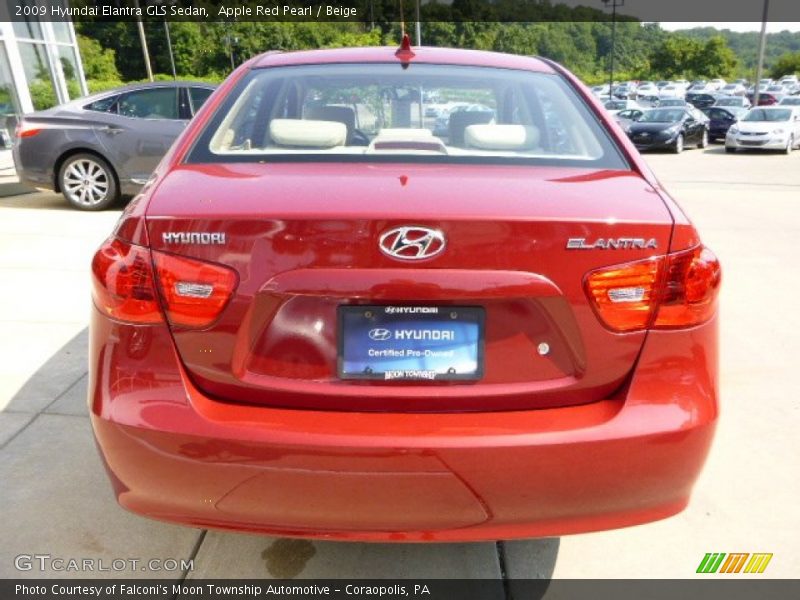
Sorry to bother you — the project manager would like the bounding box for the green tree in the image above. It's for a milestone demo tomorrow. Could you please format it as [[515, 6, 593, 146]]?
[[770, 52, 800, 78], [690, 36, 738, 78], [649, 34, 737, 79], [650, 35, 704, 79], [491, 23, 542, 55], [77, 35, 120, 81]]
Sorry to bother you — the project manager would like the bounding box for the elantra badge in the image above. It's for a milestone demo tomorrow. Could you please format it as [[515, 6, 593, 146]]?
[[379, 226, 446, 260], [566, 237, 658, 250]]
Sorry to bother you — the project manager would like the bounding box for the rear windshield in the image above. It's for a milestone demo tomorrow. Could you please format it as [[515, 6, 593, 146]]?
[[187, 63, 627, 169]]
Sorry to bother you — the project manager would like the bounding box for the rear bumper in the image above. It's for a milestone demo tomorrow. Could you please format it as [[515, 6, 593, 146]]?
[[89, 306, 718, 542]]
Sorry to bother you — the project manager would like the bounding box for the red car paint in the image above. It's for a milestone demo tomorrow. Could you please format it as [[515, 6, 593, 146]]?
[[90, 47, 720, 541]]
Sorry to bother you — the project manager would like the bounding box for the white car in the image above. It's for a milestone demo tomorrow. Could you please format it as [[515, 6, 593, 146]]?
[[719, 83, 746, 97], [725, 106, 800, 153], [591, 84, 612, 99], [603, 99, 641, 115], [714, 95, 751, 109], [709, 79, 727, 91], [658, 84, 685, 99], [636, 84, 659, 101]]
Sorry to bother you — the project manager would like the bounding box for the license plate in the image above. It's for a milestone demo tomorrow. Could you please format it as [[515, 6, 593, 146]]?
[[338, 305, 484, 381]]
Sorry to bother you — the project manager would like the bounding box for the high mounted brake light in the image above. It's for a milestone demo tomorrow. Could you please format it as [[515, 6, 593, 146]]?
[[585, 245, 721, 332], [91, 238, 237, 328]]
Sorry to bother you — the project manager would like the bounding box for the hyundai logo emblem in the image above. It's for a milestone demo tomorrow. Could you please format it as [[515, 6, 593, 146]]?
[[379, 226, 446, 261], [369, 328, 392, 341]]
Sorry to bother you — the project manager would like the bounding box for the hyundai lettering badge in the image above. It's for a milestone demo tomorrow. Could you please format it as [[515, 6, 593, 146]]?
[[379, 226, 446, 260]]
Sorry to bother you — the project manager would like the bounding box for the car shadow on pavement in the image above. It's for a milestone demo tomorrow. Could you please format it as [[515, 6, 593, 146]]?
[[0, 328, 560, 581]]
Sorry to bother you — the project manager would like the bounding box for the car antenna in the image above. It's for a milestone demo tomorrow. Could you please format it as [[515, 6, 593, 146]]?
[[395, 1, 415, 65]]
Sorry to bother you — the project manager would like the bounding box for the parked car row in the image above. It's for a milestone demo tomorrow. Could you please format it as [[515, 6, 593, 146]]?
[[591, 75, 800, 110], [605, 99, 800, 154]]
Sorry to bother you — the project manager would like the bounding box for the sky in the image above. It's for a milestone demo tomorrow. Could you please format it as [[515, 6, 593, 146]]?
[[658, 22, 800, 33]]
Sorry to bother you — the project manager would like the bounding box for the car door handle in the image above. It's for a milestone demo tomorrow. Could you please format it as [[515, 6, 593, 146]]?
[[100, 125, 124, 135]]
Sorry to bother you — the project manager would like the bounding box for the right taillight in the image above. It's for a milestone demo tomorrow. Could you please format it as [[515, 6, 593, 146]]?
[[586, 245, 721, 332], [653, 245, 721, 329], [92, 238, 237, 328]]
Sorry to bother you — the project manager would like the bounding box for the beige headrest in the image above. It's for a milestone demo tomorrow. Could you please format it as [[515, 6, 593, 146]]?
[[270, 119, 347, 148], [464, 124, 540, 151]]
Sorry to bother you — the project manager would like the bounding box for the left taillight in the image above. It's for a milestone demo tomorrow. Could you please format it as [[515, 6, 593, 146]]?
[[15, 122, 42, 138], [91, 238, 162, 324], [92, 238, 237, 328]]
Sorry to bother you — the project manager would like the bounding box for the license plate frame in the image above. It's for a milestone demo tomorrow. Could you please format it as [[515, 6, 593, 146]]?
[[337, 305, 485, 381]]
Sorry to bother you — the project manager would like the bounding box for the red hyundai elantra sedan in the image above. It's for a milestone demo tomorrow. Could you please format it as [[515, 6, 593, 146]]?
[[89, 45, 720, 541]]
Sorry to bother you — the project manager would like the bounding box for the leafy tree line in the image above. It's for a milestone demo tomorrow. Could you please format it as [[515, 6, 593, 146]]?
[[74, 20, 800, 94], [678, 27, 800, 76]]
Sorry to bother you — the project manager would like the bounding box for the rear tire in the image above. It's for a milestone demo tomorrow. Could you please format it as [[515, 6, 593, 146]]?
[[58, 153, 119, 211]]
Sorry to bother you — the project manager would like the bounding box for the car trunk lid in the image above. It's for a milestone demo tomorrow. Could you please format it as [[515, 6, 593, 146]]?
[[145, 162, 674, 412]]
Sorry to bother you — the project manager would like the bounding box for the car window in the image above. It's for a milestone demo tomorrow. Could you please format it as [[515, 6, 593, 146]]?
[[118, 87, 179, 120], [191, 63, 628, 169], [84, 95, 118, 113], [743, 109, 792, 122], [189, 87, 213, 115], [640, 109, 683, 123]]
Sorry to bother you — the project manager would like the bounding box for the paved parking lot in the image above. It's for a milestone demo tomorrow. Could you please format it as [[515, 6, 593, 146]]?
[[0, 146, 798, 580]]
